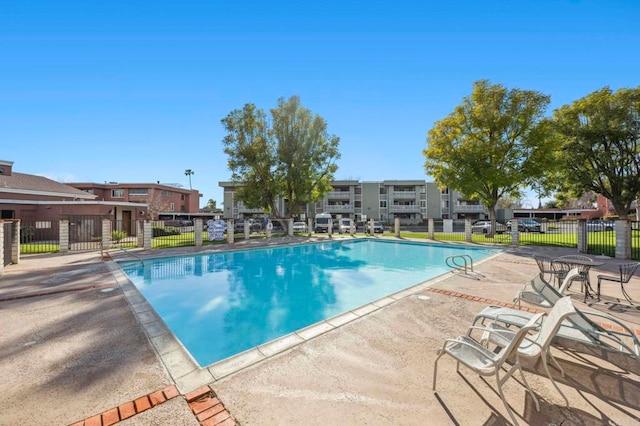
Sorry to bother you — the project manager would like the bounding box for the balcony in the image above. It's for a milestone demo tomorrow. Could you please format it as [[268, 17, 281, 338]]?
[[236, 204, 266, 213], [453, 204, 486, 213], [389, 204, 420, 212], [324, 204, 354, 212], [326, 191, 351, 199], [392, 191, 416, 199]]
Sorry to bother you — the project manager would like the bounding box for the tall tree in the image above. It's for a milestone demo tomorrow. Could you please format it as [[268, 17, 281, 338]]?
[[221, 96, 340, 219], [552, 86, 640, 219], [424, 80, 552, 233], [184, 169, 195, 190]]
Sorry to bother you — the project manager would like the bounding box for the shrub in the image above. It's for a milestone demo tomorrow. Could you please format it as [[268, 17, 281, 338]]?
[[152, 227, 181, 237], [111, 230, 127, 243]]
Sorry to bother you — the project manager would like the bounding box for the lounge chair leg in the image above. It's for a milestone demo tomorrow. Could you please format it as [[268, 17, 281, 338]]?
[[432, 352, 443, 391], [496, 369, 521, 426], [541, 356, 569, 407], [516, 364, 540, 412]]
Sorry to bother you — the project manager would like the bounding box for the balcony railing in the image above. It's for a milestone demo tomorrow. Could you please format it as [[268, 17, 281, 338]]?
[[392, 191, 416, 199], [453, 204, 486, 212], [324, 204, 354, 212], [236, 205, 265, 213], [326, 191, 351, 199], [389, 204, 420, 212]]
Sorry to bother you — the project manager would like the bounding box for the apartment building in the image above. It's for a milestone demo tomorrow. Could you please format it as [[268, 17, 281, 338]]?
[[219, 179, 469, 225], [69, 182, 202, 221]]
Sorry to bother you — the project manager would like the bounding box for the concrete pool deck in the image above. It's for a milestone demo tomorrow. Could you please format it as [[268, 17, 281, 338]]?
[[1, 236, 639, 425]]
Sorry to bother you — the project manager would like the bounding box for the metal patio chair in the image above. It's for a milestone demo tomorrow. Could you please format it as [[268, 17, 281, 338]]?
[[479, 296, 578, 407], [597, 262, 640, 303], [433, 314, 543, 426], [472, 278, 640, 363]]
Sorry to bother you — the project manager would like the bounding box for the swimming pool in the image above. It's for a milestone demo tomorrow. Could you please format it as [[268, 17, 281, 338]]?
[[119, 239, 499, 367]]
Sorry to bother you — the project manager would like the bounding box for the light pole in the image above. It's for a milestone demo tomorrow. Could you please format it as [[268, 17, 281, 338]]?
[[184, 169, 194, 190]]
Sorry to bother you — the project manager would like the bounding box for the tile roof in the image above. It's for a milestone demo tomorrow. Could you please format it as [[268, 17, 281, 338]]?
[[0, 172, 95, 199]]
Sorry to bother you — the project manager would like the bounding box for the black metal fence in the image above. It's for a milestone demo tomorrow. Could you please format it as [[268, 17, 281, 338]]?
[[151, 220, 196, 249], [63, 215, 106, 252], [20, 220, 60, 254]]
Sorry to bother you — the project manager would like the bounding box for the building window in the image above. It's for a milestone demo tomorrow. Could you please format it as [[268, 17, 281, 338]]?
[[380, 200, 387, 208], [129, 188, 148, 196], [170, 203, 175, 212], [112, 189, 124, 198], [84, 189, 94, 194], [0, 167, 5, 175], [181, 194, 185, 200], [161, 190, 174, 197], [420, 200, 426, 208]]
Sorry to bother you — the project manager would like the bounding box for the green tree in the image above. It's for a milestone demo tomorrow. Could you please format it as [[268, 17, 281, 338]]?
[[424, 80, 552, 233], [184, 169, 195, 189], [552, 86, 640, 219], [205, 199, 217, 210], [221, 95, 340, 219]]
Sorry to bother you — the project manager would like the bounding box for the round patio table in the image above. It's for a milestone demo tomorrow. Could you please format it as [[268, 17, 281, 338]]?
[[552, 257, 604, 302]]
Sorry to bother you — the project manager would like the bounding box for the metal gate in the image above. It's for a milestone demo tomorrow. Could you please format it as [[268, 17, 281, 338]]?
[[3, 222, 12, 266], [62, 215, 105, 251]]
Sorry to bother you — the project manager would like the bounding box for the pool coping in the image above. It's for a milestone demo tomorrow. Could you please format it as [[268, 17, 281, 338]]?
[[108, 239, 504, 394]]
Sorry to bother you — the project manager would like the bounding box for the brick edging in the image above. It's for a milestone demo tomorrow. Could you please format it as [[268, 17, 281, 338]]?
[[69, 385, 237, 426], [69, 385, 179, 426], [426, 287, 640, 337]]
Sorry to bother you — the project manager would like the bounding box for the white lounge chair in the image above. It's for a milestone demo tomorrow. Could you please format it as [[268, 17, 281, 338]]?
[[473, 277, 640, 363], [433, 313, 544, 426], [513, 269, 581, 308], [479, 296, 577, 407]]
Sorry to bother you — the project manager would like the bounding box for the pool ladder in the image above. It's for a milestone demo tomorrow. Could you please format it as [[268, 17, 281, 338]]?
[[445, 255, 483, 280], [101, 241, 144, 265]]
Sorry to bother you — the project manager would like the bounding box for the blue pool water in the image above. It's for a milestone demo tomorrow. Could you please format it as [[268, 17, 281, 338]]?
[[119, 239, 499, 366]]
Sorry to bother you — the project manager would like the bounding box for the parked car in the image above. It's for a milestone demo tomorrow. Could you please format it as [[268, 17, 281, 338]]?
[[337, 218, 352, 234], [586, 220, 615, 232], [366, 221, 385, 234], [234, 219, 262, 233], [508, 218, 543, 233], [292, 221, 307, 233], [471, 220, 506, 234]]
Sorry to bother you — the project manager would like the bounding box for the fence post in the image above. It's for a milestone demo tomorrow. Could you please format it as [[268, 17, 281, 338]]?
[[510, 219, 519, 247], [194, 218, 203, 247], [308, 217, 313, 236], [288, 218, 294, 237], [615, 220, 631, 260], [465, 219, 472, 242], [576, 220, 588, 253], [227, 220, 234, 243], [394, 217, 400, 237], [428, 218, 434, 239], [11, 220, 20, 264], [143, 221, 152, 249], [137, 221, 144, 247], [59, 220, 69, 253], [101, 219, 111, 249]]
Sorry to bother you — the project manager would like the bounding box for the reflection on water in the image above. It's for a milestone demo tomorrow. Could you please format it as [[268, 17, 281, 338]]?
[[120, 240, 498, 366]]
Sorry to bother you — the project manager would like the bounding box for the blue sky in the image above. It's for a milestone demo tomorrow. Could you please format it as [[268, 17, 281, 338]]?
[[2, 0, 639, 208]]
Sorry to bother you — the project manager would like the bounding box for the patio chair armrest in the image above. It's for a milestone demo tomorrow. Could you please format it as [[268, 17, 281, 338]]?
[[438, 338, 498, 366], [580, 310, 638, 338], [574, 311, 640, 357], [494, 312, 542, 324]]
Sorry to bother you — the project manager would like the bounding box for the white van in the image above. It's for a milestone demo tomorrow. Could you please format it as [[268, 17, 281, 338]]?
[[338, 218, 352, 234], [314, 213, 333, 233]]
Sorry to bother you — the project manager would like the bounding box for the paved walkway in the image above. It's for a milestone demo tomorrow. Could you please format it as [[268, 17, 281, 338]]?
[[1, 239, 639, 425]]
